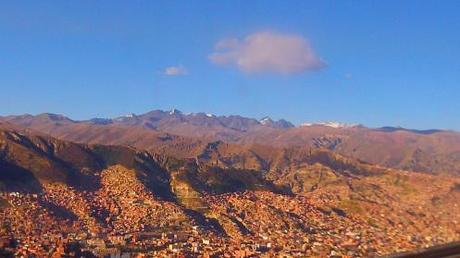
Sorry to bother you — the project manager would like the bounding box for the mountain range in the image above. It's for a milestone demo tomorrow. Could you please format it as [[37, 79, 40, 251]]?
[[2, 110, 460, 175], [1, 110, 460, 256]]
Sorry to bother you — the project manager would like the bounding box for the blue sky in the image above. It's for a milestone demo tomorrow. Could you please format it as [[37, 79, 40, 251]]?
[[1, 1, 459, 130]]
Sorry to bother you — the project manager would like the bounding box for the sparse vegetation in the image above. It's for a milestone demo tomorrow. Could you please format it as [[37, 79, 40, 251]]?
[[338, 199, 364, 214], [451, 182, 460, 192]]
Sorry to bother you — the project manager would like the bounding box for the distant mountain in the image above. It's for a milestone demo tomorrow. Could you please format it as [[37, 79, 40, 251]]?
[[237, 125, 460, 175], [87, 118, 113, 125], [300, 121, 361, 128], [105, 109, 295, 131], [376, 126, 443, 135], [260, 116, 295, 129], [1, 110, 294, 131], [2, 110, 460, 175]]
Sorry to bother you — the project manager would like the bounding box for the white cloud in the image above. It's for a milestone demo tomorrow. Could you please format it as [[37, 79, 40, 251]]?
[[164, 65, 188, 76], [209, 31, 326, 74]]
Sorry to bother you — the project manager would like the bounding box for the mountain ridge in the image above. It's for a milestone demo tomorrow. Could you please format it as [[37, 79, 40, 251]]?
[[2, 110, 460, 176], [1, 110, 452, 132]]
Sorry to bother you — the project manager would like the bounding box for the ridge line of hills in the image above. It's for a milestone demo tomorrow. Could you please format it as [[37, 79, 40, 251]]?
[[1, 109, 452, 133], [2, 110, 460, 175]]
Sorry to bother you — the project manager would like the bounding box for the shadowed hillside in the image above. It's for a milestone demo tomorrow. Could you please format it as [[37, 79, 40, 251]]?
[[1, 124, 459, 256]]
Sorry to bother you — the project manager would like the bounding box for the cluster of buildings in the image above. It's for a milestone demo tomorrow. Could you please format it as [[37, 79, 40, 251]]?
[[205, 190, 460, 257], [0, 166, 459, 257]]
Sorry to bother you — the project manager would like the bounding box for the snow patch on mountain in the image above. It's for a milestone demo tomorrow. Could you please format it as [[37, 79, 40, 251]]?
[[301, 121, 359, 128], [260, 117, 274, 125], [169, 109, 182, 115], [114, 113, 136, 121]]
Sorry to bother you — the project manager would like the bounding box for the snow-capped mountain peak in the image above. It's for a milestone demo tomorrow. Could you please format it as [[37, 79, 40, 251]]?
[[114, 113, 136, 121], [300, 121, 359, 128], [260, 116, 274, 125], [169, 108, 182, 115]]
